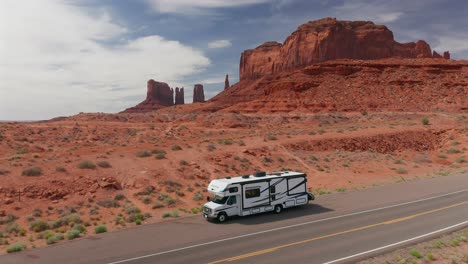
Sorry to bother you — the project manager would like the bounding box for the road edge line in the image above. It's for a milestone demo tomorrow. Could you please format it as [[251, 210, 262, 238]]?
[[323, 220, 468, 264]]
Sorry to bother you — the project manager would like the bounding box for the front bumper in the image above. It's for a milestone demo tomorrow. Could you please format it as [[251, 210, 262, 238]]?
[[203, 206, 217, 219]]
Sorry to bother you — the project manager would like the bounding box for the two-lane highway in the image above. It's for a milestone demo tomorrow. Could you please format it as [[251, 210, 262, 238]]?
[[1, 173, 467, 264]]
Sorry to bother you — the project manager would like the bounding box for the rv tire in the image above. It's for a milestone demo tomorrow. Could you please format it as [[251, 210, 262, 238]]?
[[217, 212, 227, 223], [274, 205, 283, 214]]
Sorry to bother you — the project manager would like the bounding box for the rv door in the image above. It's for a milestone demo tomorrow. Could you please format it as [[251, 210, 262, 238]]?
[[224, 195, 240, 216]]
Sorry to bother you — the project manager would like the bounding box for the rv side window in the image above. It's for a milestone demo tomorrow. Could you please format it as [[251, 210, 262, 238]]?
[[245, 188, 260, 199], [229, 187, 238, 193]]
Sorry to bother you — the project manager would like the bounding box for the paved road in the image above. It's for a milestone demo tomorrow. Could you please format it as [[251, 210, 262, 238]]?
[[2, 173, 467, 264]]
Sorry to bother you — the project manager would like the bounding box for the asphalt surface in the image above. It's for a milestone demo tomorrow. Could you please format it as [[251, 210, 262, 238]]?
[[1, 173, 467, 264]]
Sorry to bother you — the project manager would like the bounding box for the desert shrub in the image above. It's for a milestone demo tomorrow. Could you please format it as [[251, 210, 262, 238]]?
[[162, 212, 171, 218], [3, 223, 21, 234], [207, 144, 216, 151], [409, 249, 423, 258], [193, 191, 203, 201], [127, 128, 138, 136], [456, 156, 466, 163], [77, 160, 96, 169], [191, 207, 200, 214], [126, 213, 145, 223], [114, 194, 126, 201], [171, 145, 182, 151], [263, 157, 273, 163], [446, 148, 461, 154], [179, 160, 188, 166], [135, 186, 155, 196], [6, 243, 26, 253], [124, 203, 141, 215], [0, 214, 18, 225], [218, 139, 233, 145], [97, 161, 111, 168], [55, 166, 67, 172], [55, 213, 82, 228], [30, 220, 49, 232], [135, 219, 142, 225], [421, 117, 430, 125], [72, 224, 86, 234], [267, 134, 277, 140], [95, 225, 107, 234], [151, 149, 166, 154], [142, 197, 152, 204], [396, 168, 408, 174], [152, 203, 164, 209], [22, 167, 42, 176], [66, 230, 80, 240], [172, 210, 179, 218], [163, 180, 182, 188], [0, 169, 10, 175], [136, 150, 151, 158], [46, 235, 61, 244], [155, 153, 166, 159], [97, 199, 119, 208]]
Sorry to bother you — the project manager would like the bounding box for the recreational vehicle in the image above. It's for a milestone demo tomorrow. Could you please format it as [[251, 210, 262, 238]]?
[[203, 171, 314, 222]]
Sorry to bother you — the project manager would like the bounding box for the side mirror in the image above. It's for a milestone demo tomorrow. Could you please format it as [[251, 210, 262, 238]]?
[[206, 196, 211, 201]]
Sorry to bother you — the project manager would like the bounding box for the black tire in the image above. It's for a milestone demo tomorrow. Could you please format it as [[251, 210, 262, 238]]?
[[274, 205, 283, 214], [217, 212, 227, 223]]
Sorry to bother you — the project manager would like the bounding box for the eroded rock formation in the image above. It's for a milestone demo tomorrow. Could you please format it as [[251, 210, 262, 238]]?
[[240, 17, 450, 80], [175, 87, 184, 105], [122, 80, 175, 113], [146, 80, 174, 106], [211, 58, 468, 113], [193, 84, 205, 103], [224, 74, 230, 90]]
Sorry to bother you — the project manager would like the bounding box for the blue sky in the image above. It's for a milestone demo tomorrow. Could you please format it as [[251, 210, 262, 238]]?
[[1, 0, 467, 120]]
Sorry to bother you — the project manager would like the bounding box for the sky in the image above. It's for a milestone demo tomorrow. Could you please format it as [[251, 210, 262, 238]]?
[[1, 0, 467, 120]]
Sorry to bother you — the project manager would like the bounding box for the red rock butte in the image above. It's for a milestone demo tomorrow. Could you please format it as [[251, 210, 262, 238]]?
[[207, 18, 467, 113], [239, 17, 449, 81]]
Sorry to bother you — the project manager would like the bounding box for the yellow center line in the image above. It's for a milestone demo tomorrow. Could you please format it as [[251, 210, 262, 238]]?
[[207, 200, 468, 264]]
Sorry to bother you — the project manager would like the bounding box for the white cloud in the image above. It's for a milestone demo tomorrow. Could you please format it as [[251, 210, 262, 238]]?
[[208, 39, 232, 49], [375, 12, 403, 23], [0, 0, 210, 120], [333, 1, 405, 24], [145, 0, 273, 14], [434, 36, 468, 53]]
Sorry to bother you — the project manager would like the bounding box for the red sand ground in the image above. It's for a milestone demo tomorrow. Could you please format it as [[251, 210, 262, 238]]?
[[0, 111, 466, 251]]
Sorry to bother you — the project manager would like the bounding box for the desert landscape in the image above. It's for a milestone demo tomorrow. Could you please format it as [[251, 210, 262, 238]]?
[[0, 18, 467, 256]]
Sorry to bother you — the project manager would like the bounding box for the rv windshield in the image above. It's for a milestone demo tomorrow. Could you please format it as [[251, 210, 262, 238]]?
[[212, 195, 228, 204]]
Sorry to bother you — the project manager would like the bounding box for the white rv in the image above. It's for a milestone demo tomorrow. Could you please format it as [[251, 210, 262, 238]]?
[[203, 171, 314, 222]]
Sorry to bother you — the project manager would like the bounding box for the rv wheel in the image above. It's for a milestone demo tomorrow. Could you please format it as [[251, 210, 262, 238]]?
[[274, 205, 283, 214], [217, 213, 227, 223]]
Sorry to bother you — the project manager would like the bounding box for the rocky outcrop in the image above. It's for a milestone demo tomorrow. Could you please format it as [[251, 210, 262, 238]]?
[[239, 18, 449, 80], [433, 51, 443, 59], [224, 74, 230, 90], [122, 80, 175, 113], [146, 79, 174, 106], [444, 51, 451, 59], [175, 87, 184, 105], [211, 58, 468, 113], [193, 84, 205, 103]]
